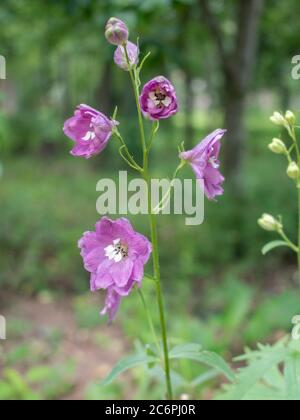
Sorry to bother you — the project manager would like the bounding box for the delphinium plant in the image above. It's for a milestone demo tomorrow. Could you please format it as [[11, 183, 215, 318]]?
[[63, 18, 234, 400], [217, 111, 300, 401]]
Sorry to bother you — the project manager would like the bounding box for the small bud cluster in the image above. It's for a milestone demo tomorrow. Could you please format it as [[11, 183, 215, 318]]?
[[260, 110, 299, 242], [269, 110, 295, 127], [268, 111, 299, 185]]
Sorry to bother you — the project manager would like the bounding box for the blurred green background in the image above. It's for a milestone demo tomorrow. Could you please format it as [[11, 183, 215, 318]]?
[[1, 0, 300, 400]]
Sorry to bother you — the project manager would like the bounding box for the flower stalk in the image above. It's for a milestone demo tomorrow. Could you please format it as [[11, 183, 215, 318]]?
[[64, 17, 227, 401], [124, 43, 173, 400], [264, 111, 300, 285]]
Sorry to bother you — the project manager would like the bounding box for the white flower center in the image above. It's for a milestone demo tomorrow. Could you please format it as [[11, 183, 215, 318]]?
[[149, 91, 172, 108], [209, 157, 219, 169], [82, 124, 96, 142], [82, 130, 96, 142], [104, 239, 128, 263]]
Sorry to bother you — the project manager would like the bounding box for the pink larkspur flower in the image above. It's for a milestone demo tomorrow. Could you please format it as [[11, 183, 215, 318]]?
[[105, 17, 129, 46], [78, 217, 152, 321], [180, 129, 226, 200], [140, 76, 178, 121], [114, 41, 139, 71], [63, 104, 117, 159], [100, 288, 122, 322]]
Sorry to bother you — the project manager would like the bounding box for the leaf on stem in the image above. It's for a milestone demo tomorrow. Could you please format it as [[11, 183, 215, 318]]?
[[261, 240, 291, 255], [101, 353, 159, 387], [169, 343, 235, 382]]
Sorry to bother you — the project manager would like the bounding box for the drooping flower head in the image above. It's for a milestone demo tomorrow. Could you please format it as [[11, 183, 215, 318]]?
[[180, 129, 226, 200], [105, 17, 129, 46], [100, 288, 122, 323], [140, 76, 178, 121], [78, 217, 152, 321], [63, 104, 117, 159], [114, 41, 139, 71]]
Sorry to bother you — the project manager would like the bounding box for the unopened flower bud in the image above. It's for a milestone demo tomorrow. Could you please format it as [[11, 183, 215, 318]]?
[[285, 110, 296, 125], [270, 111, 286, 126], [287, 161, 300, 179], [268, 138, 287, 154], [105, 17, 129, 46], [258, 214, 282, 232]]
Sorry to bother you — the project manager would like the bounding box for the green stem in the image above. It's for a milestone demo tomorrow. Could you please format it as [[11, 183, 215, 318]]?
[[290, 126, 300, 283], [143, 167, 173, 400], [138, 289, 161, 357], [148, 121, 159, 152], [123, 45, 147, 169], [153, 161, 187, 214], [298, 190, 300, 283], [114, 131, 143, 172], [289, 126, 300, 157], [278, 229, 298, 253], [290, 126, 300, 282], [123, 43, 173, 399]]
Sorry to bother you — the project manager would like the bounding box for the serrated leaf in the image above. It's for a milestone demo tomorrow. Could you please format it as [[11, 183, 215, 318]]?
[[101, 354, 159, 386], [262, 240, 290, 255], [222, 350, 286, 400]]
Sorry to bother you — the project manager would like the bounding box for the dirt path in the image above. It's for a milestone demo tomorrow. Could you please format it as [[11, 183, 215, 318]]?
[[1, 295, 129, 400]]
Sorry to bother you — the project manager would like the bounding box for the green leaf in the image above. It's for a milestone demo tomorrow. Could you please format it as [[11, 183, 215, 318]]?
[[169, 343, 202, 356], [145, 345, 157, 369], [262, 240, 290, 255], [101, 354, 159, 386], [284, 355, 300, 400], [191, 369, 220, 387], [169, 345, 235, 383], [223, 350, 286, 400]]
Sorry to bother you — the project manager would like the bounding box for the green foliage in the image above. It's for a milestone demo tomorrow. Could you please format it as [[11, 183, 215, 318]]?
[[101, 341, 235, 393], [216, 338, 300, 401], [0, 363, 75, 401]]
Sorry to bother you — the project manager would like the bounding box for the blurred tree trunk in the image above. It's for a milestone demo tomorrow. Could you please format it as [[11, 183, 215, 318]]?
[[199, 0, 264, 185], [278, 64, 291, 110], [176, 3, 195, 147], [96, 60, 113, 115]]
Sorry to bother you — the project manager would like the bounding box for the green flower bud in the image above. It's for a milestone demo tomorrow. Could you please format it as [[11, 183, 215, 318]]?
[[285, 110, 296, 125], [287, 161, 300, 180], [258, 214, 282, 232], [268, 138, 287, 154], [270, 112, 286, 126]]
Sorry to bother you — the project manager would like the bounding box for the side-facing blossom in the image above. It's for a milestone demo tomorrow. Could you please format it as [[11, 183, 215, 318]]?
[[140, 76, 178, 121], [78, 217, 152, 321], [114, 41, 139, 71], [180, 129, 226, 200], [105, 17, 129, 46], [63, 104, 117, 159]]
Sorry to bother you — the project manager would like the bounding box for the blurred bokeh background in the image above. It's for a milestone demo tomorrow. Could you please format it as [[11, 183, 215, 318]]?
[[1, 0, 300, 400]]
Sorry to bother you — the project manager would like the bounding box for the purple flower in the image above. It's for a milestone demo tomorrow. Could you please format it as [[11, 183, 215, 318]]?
[[101, 288, 122, 323], [140, 76, 178, 121], [180, 129, 226, 200], [114, 41, 139, 71], [78, 217, 152, 321], [63, 104, 117, 159], [105, 17, 129, 46]]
